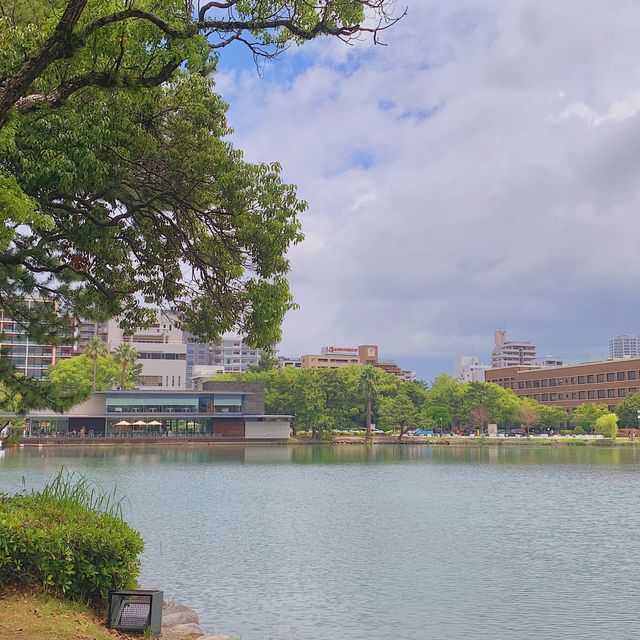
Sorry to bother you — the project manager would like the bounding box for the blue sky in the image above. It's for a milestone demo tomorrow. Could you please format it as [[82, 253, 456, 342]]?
[[213, 1, 640, 381]]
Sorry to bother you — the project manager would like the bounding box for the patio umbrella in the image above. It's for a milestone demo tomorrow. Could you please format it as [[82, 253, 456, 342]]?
[[114, 420, 131, 427], [147, 420, 162, 426], [133, 420, 148, 426]]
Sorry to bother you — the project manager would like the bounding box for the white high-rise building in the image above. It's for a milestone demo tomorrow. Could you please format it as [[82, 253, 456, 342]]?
[[454, 355, 489, 382], [609, 334, 640, 359], [211, 336, 261, 373], [490, 330, 537, 368]]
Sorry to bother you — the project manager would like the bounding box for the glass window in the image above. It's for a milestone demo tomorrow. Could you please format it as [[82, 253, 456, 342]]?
[[618, 388, 627, 397], [587, 375, 594, 383], [597, 390, 606, 398], [578, 376, 585, 384], [549, 379, 557, 387], [541, 379, 548, 387], [607, 373, 615, 382], [617, 372, 625, 381], [571, 377, 576, 384], [550, 393, 557, 400], [542, 393, 549, 401], [525, 381, 532, 388], [533, 380, 540, 388], [607, 389, 616, 398], [587, 391, 595, 399], [628, 371, 637, 380], [578, 391, 585, 399], [597, 374, 605, 383]]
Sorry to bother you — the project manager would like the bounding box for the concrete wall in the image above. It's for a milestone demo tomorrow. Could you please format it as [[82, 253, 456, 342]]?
[[245, 420, 290, 439], [201, 380, 265, 414], [29, 393, 106, 418]]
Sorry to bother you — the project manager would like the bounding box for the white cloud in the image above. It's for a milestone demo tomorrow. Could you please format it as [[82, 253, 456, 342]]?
[[217, 0, 640, 377]]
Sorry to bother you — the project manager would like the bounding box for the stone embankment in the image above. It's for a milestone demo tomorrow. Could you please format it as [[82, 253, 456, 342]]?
[[162, 603, 232, 640]]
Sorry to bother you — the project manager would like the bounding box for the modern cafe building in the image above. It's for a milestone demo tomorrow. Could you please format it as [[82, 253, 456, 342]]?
[[20, 381, 291, 440]]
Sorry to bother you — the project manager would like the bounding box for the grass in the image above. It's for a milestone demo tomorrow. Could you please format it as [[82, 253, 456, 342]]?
[[0, 589, 128, 640]]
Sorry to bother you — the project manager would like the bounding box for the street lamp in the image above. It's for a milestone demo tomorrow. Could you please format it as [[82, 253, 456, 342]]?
[[635, 409, 640, 440]]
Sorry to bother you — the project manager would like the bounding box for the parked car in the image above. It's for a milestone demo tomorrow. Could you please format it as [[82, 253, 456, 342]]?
[[505, 428, 527, 437], [413, 429, 434, 436]]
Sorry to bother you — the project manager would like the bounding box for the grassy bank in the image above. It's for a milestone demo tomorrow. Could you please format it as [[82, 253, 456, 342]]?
[[0, 589, 127, 640]]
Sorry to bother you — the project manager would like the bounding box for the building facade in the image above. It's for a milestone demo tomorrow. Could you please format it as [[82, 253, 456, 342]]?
[[210, 336, 261, 373], [454, 355, 489, 383], [21, 381, 290, 440], [609, 335, 640, 359], [0, 300, 74, 379], [485, 358, 640, 413], [491, 330, 537, 368]]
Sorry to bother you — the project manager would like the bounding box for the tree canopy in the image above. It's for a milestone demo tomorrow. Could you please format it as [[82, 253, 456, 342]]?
[[0, 0, 401, 403]]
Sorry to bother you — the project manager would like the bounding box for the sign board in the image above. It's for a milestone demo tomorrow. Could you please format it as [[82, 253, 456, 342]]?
[[321, 346, 359, 356], [487, 423, 498, 437]]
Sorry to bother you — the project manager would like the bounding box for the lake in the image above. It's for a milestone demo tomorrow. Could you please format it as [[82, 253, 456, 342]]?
[[1, 444, 639, 640]]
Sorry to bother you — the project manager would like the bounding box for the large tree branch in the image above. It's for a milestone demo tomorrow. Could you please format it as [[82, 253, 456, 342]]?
[[14, 62, 180, 113]]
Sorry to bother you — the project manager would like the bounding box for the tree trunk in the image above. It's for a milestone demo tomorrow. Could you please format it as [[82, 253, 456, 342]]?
[[120, 361, 127, 390], [365, 397, 372, 442], [92, 356, 98, 392]]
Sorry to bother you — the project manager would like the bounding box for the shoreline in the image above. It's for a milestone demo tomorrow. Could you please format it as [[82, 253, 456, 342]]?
[[12, 436, 640, 448]]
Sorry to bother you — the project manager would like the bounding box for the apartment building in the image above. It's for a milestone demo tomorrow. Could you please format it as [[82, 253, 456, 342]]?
[[210, 336, 261, 373], [0, 300, 74, 379], [454, 355, 489, 383], [485, 358, 640, 413], [491, 330, 537, 368], [609, 335, 640, 359]]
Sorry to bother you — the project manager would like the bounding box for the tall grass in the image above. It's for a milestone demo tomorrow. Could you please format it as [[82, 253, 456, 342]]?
[[32, 467, 127, 519]]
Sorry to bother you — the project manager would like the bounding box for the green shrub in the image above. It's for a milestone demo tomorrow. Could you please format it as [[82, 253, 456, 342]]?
[[573, 426, 584, 435], [560, 429, 573, 436], [0, 471, 143, 604]]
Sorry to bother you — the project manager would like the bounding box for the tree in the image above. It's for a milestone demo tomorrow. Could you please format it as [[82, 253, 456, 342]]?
[[539, 405, 567, 431], [47, 353, 120, 399], [112, 344, 139, 391], [615, 393, 640, 427], [517, 400, 541, 436], [247, 348, 279, 373], [359, 366, 378, 442], [571, 403, 609, 434], [378, 389, 419, 441], [470, 405, 492, 435], [421, 405, 452, 433], [84, 337, 107, 391], [594, 413, 618, 439], [0, 0, 402, 407]]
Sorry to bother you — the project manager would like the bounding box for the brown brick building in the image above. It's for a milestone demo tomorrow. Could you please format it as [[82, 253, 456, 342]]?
[[485, 359, 640, 413]]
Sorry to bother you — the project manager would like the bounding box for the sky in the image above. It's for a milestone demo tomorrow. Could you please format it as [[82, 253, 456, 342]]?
[[213, 0, 640, 381]]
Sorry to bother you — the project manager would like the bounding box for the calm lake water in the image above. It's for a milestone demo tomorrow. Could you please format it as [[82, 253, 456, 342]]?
[[1, 444, 640, 639]]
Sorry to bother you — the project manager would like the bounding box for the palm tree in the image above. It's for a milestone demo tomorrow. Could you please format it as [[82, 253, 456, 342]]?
[[113, 343, 138, 391], [359, 366, 378, 442], [84, 336, 107, 392]]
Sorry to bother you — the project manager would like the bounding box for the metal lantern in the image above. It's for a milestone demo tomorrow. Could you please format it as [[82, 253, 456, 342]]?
[[108, 589, 163, 637]]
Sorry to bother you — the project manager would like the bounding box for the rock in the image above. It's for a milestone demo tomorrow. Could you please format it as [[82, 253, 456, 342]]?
[[200, 635, 233, 640], [161, 622, 205, 639], [162, 604, 200, 628]]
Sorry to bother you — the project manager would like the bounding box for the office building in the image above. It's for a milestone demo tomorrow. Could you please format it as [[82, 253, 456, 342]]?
[[485, 358, 640, 413], [491, 330, 537, 368], [105, 314, 187, 390], [0, 299, 74, 379], [278, 356, 302, 369], [454, 355, 489, 383], [609, 335, 640, 359]]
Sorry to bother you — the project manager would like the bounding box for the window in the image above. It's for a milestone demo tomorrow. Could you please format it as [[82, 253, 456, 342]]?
[[587, 391, 595, 399], [617, 372, 625, 381], [578, 376, 585, 384], [571, 393, 577, 399], [525, 381, 532, 388], [534, 394, 540, 400], [607, 373, 615, 382], [549, 378, 557, 386], [618, 388, 627, 397], [533, 380, 540, 388], [578, 391, 585, 399], [541, 379, 548, 387], [608, 405, 616, 412], [628, 371, 637, 380], [597, 374, 604, 383], [571, 377, 577, 384], [607, 389, 616, 398], [630, 388, 639, 394], [597, 390, 606, 398], [542, 393, 549, 401], [550, 393, 557, 401], [587, 375, 594, 383]]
